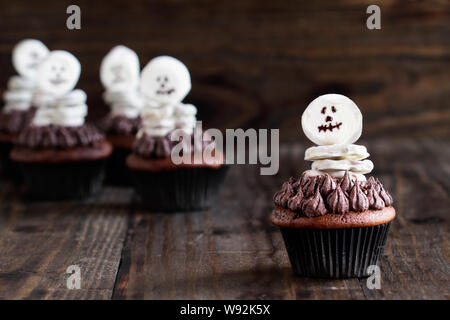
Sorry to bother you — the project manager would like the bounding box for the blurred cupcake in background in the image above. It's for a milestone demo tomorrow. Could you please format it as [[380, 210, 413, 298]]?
[[270, 94, 395, 278], [98, 45, 144, 185], [10, 50, 112, 200], [0, 39, 49, 179], [126, 56, 227, 212]]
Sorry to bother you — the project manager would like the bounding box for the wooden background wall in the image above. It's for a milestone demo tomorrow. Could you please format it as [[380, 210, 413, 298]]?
[[0, 0, 449, 143]]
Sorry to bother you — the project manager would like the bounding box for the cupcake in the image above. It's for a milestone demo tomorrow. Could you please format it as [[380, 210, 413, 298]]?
[[98, 46, 144, 185], [0, 39, 49, 179], [10, 50, 112, 200], [126, 56, 227, 211], [270, 94, 395, 278]]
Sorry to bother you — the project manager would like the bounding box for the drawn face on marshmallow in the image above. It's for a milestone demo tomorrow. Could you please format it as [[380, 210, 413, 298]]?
[[301, 94, 362, 145], [100, 45, 140, 91], [12, 39, 49, 80], [36, 50, 81, 97], [140, 56, 191, 105]]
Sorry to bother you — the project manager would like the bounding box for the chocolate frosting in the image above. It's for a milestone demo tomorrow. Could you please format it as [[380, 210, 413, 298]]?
[[301, 189, 327, 217], [273, 172, 393, 217], [16, 124, 104, 149], [327, 185, 349, 214], [349, 182, 369, 212], [0, 108, 36, 134], [98, 115, 142, 135], [133, 130, 214, 159], [133, 132, 175, 159]]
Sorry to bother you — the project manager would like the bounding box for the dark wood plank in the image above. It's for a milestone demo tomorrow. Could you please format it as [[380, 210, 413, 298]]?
[[0, 187, 131, 299]]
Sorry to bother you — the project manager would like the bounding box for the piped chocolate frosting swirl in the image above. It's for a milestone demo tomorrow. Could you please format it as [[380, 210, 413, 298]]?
[[0, 108, 36, 135], [133, 130, 214, 159], [273, 171, 393, 217], [16, 124, 104, 149], [98, 114, 142, 135]]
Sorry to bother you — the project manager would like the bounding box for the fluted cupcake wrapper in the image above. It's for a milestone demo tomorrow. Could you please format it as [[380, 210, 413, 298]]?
[[18, 159, 107, 200], [0, 142, 21, 181], [279, 222, 391, 278], [131, 165, 229, 212], [104, 147, 133, 186]]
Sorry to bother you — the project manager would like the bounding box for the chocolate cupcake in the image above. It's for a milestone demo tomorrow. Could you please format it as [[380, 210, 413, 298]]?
[[126, 56, 227, 211], [10, 50, 112, 200], [98, 46, 144, 185], [0, 39, 49, 179], [270, 94, 395, 278]]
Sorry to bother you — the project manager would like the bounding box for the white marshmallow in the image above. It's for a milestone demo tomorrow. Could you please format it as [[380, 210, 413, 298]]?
[[301, 94, 362, 146], [140, 56, 191, 105], [12, 39, 49, 80], [100, 45, 140, 92], [36, 50, 81, 97]]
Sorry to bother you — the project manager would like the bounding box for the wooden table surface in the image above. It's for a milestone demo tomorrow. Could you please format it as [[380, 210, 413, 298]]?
[[0, 136, 448, 300]]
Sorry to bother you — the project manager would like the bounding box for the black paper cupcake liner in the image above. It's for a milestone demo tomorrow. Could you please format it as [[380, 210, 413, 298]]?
[[279, 222, 391, 278], [131, 165, 229, 212], [0, 142, 21, 181], [104, 147, 133, 186], [18, 159, 107, 200]]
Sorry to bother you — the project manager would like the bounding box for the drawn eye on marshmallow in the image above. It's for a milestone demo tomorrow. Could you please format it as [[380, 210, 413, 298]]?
[[301, 94, 362, 145], [100, 45, 140, 91], [36, 50, 81, 97], [140, 56, 191, 105], [12, 39, 49, 80]]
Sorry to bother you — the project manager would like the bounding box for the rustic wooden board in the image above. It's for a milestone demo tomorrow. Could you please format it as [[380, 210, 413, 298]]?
[[0, 137, 448, 299], [0, 0, 448, 300], [112, 137, 450, 300], [0, 187, 132, 299]]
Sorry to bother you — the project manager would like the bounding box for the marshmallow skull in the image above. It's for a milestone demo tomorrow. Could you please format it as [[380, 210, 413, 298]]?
[[301, 94, 362, 145], [36, 50, 81, 97], [12, 39, 49, 80], [100, 45, 140, 91], [140, 56, 191, 105]]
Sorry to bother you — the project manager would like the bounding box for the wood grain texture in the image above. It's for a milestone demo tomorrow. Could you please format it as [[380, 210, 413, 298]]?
[[0, 187, 132, 299], [0, 0, 449, 142], [0, 0, 448, 300], [112, 137, 449, 300], [0, 137, 447, 299]]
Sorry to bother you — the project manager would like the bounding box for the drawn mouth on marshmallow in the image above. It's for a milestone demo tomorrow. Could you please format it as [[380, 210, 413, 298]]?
[[50, 77, 67, 85], [27, 62, 39, 69], [156, 88, 175, 95], [112, 76, 125, 84], [318, 122, 342, 132]]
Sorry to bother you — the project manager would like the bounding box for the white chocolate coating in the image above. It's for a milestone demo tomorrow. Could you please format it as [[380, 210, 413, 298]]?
[[311, 159, 374, 174], [103, 89, 144, 119], [303, 169, 367, 181], [2, 76, 36, 112], [32, 89, 87, 127], [305, 144, 369, 161]]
